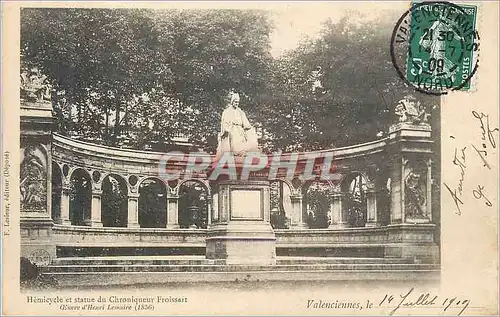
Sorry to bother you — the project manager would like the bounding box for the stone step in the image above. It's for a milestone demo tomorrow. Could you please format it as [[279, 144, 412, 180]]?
[[42, 263, 439, 273], [276, 257, 414, 265], [51, 256, 414, 266], [42, 270, 441, 287]]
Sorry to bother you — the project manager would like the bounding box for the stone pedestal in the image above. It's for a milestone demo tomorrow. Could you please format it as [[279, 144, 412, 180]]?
[[384, 223, 439, 264], [206, 180, 276, 265], [20, 100, 56, 263], [20, 213, 56, 265], [385, 122, 439, 264]]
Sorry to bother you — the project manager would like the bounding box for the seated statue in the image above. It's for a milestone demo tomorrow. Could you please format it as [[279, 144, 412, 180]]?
[[216, 91, 259, 159]]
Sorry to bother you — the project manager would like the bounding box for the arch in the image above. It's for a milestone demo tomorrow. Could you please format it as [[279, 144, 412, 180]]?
[[342, 172, 368, 227], [178, 179, 211, 197], [69, 168, 91, 226], [101, 174, 128, 227], [99, 171, 125, 189], [178, 180, 209, 229], [276, 178, 295, 195], [270, 180, 293, 229], [341, 170, 370, 192], [66, 165, 82, 183], [138, 177, 167, 228], [51, 162, 62, 222], [303, 180, 332, 229]]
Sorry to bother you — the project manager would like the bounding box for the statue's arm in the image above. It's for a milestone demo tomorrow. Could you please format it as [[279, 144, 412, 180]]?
[[241, 110, 252, 130]]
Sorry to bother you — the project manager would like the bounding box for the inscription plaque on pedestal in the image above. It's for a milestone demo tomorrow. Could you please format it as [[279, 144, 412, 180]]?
[[231, 189, 262, 220], [206, 180, 276, 265]]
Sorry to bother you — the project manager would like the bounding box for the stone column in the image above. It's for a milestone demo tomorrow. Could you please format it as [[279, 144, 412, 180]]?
[[206, 197, 212, 226], [166, 194, 179, 229], [85, 189, 103, 227], [328, 192, 348, 229], [290, 194, 308, 228], [59, 185, 71, 225], [211, 192, 219, 223], [389, 157, 404, 224], [426, 159, 433, 222], [263, 185, 271, 223], [365, 188, 379, 227], [127, 192, 140, 228]]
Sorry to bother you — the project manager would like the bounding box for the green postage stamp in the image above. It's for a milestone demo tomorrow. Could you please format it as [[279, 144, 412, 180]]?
[[391, 1, 479, 94]]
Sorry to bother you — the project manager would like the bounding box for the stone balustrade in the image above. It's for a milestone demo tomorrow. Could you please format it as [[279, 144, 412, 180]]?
[[52, 225, 207, 248]]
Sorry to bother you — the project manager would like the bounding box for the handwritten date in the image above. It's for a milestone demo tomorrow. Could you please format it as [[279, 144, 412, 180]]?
[[379, 288, 470, 316]]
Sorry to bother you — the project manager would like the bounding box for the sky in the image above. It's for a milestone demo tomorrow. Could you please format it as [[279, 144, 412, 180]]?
[[22, 1, 409, 58], [265, 2, 409, 58], [96, 1, 410, 58]]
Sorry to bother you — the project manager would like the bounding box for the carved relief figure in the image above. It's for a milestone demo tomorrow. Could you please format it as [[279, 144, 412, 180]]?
[[404, 169, 427, 218], [395, 95, 430, 124], [20, 146, 47, 211], [20, 68, 52, 102]]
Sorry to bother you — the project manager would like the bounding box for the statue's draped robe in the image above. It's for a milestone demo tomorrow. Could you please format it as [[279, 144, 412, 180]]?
[[216, 106, 258, 158]]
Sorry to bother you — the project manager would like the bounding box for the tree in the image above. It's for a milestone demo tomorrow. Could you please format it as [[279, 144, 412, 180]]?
[[22, 9, 438, 152], [21, 8, 274, 152], [258, 15, 438, 152]]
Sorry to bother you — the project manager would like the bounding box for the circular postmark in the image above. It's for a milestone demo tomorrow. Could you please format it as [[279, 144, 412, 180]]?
[[391, 1, 480, 95], [28, 249, 52, 266]]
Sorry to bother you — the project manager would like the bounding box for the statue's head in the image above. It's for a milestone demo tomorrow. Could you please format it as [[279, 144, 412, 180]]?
[[227, 91, 240, 108]]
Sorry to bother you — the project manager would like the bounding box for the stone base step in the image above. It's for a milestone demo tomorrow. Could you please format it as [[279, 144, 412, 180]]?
[[43, 263, 439, 273], [38, 256, 440, 287], [50, 255, 415, 266], [43, 270, 441, 287]]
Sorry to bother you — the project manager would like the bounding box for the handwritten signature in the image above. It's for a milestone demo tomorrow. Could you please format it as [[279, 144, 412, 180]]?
[[471, 111, 498, 169], [472, 184, 492, 207], [472, 111, 499, 149], [444, 111, 497, 215], [471, 144, 490, 169], [379, 288, 470, 316], [443, 146, 466, 215]]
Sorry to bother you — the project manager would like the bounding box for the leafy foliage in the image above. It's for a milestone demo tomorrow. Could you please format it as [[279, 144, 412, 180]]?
[[21, 8, 438, 152], [305, 182, 330, 229], [178, 181, 208, 228], [101, 175, 128, 227], [21, 8, 272, 152], [138, 179, 167, 228], [69, 170, 91, 225]]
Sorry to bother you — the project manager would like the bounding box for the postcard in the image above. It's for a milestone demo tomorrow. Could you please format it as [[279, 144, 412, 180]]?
[[1, 1, 498, 315]]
